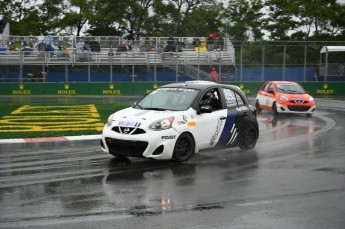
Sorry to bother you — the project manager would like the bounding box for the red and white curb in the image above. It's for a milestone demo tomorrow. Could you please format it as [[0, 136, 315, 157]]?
[[0, 134, 102, 144]]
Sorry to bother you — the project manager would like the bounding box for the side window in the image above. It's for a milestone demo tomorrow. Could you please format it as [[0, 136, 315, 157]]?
[[268, 83, 274, 93], [222, 88, 237, 108], [199, 88, 222, 110], [263, 82, 270, 92], [235, 92, 245, 106], [222, 88, 245, 108]]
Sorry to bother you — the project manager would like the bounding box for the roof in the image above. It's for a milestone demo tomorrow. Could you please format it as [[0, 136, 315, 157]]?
[[269, 81, 298, 84], [162, 81, 218, 90], [320, 46, 345, 53]]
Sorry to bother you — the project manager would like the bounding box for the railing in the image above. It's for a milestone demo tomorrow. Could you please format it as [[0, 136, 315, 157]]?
[[1, 36, 345, 82]]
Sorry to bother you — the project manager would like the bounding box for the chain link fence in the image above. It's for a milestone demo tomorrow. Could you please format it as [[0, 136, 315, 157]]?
[[1, 36, 344, 82]]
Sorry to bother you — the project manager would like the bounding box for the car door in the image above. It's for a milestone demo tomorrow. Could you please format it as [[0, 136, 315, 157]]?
[[258, 82, 275, 110], [265, 82, 276, 110], [216, 87, 250, 146], [194, 88, 227, 150]]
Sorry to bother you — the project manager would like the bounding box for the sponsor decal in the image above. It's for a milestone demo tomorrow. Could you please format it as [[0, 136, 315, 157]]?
[[177, 115, 188, 125], [12, 84, 31, 95], [316, 84, 334, 95], [161, 135, 176, 140], [117, 120, 140, 127], [226, 124, 238, 145], [187, 121, 196, 127], [217, 111, 237, 145], [57, 84, 76, 95], [161, 88, 196, 92], [236, 106, 248, 111], [123, 127, 131, 134], [209, 118, 223, 146]]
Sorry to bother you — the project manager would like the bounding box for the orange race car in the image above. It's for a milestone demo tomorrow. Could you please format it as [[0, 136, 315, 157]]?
[[255, 81, 315, 116]]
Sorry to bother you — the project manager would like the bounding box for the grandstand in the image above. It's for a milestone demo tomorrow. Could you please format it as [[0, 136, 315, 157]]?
[[0, 33, 236, 82]]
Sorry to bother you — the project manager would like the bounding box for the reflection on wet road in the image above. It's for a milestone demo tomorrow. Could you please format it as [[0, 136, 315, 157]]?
[[0, 98, 345, 228]]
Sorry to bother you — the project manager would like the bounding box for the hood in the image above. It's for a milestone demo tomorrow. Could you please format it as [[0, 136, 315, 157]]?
[[112, 107, 181, 127], [279, 92, 310, 100]]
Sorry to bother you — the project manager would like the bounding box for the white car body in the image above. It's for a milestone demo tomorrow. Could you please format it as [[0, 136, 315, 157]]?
[[101, 107, 227, 160], [101, 81, 259, 162]]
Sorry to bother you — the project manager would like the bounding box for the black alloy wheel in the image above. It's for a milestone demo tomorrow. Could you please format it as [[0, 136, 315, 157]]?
[[173, 133, 195, 162], [239, 125, 258, 150]]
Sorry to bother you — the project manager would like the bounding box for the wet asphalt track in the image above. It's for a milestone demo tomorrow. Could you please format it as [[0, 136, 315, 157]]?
[[0, 97, 345, 229]]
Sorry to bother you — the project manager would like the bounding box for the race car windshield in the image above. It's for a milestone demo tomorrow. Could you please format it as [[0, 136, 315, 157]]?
[[276, 84, 305, 94], [136, 88, 200, 111]]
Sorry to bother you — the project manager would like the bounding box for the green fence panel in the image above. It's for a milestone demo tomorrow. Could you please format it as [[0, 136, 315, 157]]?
[[300, 82, 345, 96], [1, 82, 345, 96], [43, 83, 90, 95], [0, 83, 45, 95]]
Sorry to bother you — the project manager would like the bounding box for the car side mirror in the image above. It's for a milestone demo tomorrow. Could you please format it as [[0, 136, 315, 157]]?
[[199, 105, 213, 114]]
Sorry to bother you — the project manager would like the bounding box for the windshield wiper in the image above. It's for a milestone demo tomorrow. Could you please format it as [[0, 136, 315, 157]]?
[[134, 104, 144, 109], [288, 90, 302, 94], [149, 107, 166, 111]]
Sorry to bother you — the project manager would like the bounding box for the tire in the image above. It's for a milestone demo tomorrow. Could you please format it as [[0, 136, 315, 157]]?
[[255, 100, 262, 113], [272, 102, 278, 116], [239, 125, 258, 150], [173, 133, 195, 162]]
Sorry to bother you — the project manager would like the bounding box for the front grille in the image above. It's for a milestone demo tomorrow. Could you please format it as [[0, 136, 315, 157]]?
[[292, 99, 305, 104], [112, 126, 146, 135], [288, 106, 310, 112], [105, 138, 148, 156]]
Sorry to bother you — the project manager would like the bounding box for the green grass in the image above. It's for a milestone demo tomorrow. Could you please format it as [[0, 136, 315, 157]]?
[[0, 103, 129, 139]]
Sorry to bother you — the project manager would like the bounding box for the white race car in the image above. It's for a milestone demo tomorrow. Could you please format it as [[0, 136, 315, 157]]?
[[101, 81, 259, 162]]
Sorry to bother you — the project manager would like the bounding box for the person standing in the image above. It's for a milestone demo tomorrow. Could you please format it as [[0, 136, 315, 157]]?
[[210, 68, 219, 82]]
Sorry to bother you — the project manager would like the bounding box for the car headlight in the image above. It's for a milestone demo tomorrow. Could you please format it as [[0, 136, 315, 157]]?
[[279, 94, 289, 101], [106, 114, 114, 126], [149, 116, 174, 131], [309, 96, 314, 101]]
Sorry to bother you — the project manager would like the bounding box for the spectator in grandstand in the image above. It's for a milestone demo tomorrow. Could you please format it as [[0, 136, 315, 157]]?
[[63, 46, 69, 57], [166, 36, 176, 52], [216, 35, 224, 51], [210, 67, 219, 82], [57, 46, 63, 58], [193, 38, 201, 47], [45, 34, 53, 45], [156, 43, 165, 54], [37, 33, 45, 44], [76, 39, 85, 51]]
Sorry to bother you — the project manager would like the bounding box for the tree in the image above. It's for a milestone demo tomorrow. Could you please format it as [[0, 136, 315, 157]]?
[[265, 0, 345, 40], [223, 0, 265, 41], [60, 0, 96, 36]]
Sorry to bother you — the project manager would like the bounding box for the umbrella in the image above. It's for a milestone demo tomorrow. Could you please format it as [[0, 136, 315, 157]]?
[[122, 33, 130, 39], [133, 31, 147, 37]]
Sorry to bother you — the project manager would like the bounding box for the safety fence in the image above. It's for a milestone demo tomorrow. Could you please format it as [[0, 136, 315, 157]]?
[[1, 36, 345, 82]]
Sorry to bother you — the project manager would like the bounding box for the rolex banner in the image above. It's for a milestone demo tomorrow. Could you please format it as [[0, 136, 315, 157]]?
[[0, 82, 344, 96], [0, 83, 162, 96]]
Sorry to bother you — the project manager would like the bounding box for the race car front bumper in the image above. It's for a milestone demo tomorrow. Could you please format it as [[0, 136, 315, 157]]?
[[101, 125, 179, 160]]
